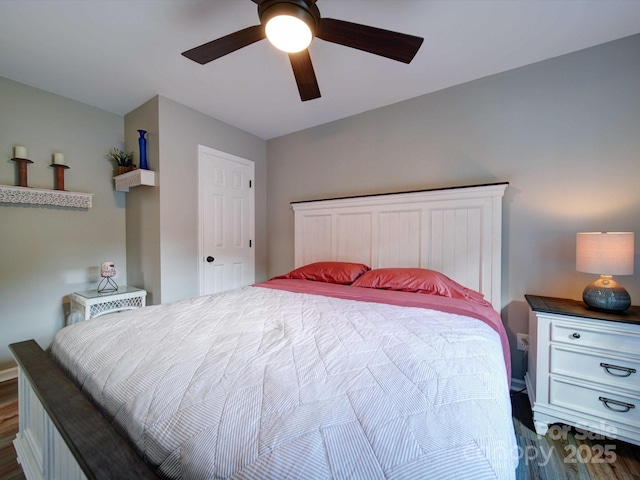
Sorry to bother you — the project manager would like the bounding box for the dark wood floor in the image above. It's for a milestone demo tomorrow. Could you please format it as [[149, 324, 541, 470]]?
[[1, 378, 639, 479], [511, 390, 640, 480], [0, 379, 23, 480]]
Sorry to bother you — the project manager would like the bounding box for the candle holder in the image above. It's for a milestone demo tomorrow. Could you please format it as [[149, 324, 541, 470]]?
[[51, 163, 70, 191], [97, 261, 118, 293], [97, 276, 118, 293], [11, 157, 33, 187]]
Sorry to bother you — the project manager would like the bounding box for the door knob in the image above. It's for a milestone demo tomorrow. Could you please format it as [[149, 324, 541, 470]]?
[[206, 256, 215, 263]]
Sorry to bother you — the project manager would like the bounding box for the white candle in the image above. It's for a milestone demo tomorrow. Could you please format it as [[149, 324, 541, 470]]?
[[100, 261, 116, 277], [53, 152, 65, 165], [14, 146, 27, 158]]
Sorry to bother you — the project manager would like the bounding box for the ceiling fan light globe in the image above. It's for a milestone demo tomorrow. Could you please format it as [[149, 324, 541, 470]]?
[[265, 15, 312, 53]]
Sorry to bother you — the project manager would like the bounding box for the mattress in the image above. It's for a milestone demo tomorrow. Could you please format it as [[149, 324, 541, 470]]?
[[51, 280, 518, 479]]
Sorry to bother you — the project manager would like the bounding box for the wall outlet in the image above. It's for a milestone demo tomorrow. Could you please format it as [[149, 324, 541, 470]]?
[[517, 333, 529, 352]]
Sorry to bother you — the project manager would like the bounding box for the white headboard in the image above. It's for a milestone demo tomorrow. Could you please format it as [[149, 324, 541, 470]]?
[[291, 183, 508, 311]]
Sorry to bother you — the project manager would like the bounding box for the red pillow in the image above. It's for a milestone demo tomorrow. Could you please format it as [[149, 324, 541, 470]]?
[[351, 268, 488, 304], [274, 262, 370, 285]]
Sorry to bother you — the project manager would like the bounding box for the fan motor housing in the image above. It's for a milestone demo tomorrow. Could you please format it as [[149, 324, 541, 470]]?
[[258, 0, 320, 36]]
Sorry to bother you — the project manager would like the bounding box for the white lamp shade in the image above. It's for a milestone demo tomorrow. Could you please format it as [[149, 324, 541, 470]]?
[[576, 232, 634, 275]]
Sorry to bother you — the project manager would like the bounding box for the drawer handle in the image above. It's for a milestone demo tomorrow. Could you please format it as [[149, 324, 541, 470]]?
[[598, 396, 636, 413], [600, 362, 636, 377], [571, 332, 581, 339]]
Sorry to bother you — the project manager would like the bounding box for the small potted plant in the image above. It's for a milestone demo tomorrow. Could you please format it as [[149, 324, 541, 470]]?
[[106, 148, 135, 175]]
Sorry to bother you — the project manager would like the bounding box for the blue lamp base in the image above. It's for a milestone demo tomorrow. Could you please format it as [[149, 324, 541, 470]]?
[[582, 275, 631, 312]]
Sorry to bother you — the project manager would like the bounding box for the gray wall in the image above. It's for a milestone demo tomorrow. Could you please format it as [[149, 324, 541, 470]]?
[[0, 77, 126, 370], [0, 82, 267, 372], [124, 97, 161, 305], [266, 35, 640, 381], [125, 96, 267, 305]]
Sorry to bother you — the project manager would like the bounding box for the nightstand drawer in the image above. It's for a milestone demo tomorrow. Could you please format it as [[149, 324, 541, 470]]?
[[551, 322, 640, 356], [550, 345, 640, 393], [550, 378, 640, 428]]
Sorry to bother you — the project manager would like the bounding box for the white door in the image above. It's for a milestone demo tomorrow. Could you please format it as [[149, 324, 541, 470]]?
[[198, 145, 255, 295]]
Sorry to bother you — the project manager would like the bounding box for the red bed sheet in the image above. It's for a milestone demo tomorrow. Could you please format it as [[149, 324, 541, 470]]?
[[255, 278, 511, 383]]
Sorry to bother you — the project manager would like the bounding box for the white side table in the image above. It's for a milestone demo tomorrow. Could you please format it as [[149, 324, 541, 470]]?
[[69, 286, 147, 324], [525, 295, 640, 447]]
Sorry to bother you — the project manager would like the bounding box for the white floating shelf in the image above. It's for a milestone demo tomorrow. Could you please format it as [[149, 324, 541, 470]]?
[[114, 169, 156, 192], [0, 185, 93, 209]]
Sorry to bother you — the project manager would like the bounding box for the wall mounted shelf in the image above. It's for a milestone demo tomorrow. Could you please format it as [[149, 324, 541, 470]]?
[[114, 169, 155, 192], [0, 185, 93, 209]]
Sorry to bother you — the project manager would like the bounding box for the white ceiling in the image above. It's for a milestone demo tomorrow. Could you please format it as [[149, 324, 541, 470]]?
[[1, 1, 639, 140]]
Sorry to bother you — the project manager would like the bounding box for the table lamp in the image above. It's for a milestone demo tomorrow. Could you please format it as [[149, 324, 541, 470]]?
[[576, 232, 634, 312]]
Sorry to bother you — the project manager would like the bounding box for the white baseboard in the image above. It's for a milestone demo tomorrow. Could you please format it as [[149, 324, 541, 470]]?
[[0, 366, 18, 382], [510, 377, 526, 392]]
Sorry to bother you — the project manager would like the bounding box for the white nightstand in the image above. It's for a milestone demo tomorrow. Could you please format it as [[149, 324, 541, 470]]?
[[69, 286, 147, 324], [524, 295, 640, 446]]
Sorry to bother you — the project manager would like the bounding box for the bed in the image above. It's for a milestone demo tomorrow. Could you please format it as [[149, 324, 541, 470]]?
[[10, 182, 515, 479]]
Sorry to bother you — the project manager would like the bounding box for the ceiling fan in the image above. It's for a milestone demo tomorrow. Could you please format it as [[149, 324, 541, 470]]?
[[182, 0, 424, 101]]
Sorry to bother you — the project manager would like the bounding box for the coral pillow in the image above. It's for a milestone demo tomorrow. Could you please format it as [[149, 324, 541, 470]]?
[[351, 268, 488, 304], [274, 262, 370, 285]]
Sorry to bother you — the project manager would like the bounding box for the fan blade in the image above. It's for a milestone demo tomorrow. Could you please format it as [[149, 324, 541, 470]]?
[[289, 50, 321, 101], [182, 25, 265, 65], [316, 18, 423, 64]]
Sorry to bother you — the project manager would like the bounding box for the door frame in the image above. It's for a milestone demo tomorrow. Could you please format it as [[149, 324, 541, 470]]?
[[197, 145, 255, 296]]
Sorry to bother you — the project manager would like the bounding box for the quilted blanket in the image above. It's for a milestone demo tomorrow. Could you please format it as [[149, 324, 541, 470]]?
[[51, 282, 517, 479]]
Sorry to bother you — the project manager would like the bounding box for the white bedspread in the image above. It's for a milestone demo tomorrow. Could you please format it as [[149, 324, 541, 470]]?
[[51, 285, 517, 479]]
